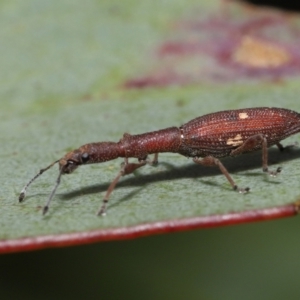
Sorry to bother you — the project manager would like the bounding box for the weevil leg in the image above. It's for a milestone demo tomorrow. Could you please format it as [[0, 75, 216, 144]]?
[[98, 157, 148, 216], [276, 141, 298, 152], [193, 156, 249, 193], [230, 134, 281, 177], [276, 142, 285, 152], [148, 153, 159, 166]]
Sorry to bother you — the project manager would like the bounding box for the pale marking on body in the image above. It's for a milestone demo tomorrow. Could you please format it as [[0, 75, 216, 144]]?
[[239, 112, 249, 119], [226, 134, 244, 146]]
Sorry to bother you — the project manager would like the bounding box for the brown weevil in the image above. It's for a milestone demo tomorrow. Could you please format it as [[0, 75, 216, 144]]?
[[19, 107, 300, 216]]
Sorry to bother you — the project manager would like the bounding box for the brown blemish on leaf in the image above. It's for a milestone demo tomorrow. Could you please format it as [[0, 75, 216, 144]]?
[[232, 35, 291, 68], [124, 2, 300, 89], [124, 72, 186, 89]]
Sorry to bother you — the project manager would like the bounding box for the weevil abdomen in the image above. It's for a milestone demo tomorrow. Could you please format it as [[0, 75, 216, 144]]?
[[179, 107, 300, 158]]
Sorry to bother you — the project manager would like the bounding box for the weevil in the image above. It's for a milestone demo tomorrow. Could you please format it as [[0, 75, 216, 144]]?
[[19, 107, 300, 216]]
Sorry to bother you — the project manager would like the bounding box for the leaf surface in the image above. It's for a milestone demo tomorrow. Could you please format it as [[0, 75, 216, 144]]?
[[1, 0, 300, 252]]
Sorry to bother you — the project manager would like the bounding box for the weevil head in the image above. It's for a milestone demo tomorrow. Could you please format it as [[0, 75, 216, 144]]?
[[59, 149, 90, 174], [19, 148, 92, 207]]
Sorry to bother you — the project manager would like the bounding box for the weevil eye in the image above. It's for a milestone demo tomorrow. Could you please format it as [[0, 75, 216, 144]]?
[[81, 152, 89, 163]]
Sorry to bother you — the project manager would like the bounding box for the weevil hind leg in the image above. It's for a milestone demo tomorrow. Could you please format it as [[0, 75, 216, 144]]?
[[230, 134, 281, 177], [193, 156, 250, 193], [276, 142, 285, 152], [276, 141, 298, 152]]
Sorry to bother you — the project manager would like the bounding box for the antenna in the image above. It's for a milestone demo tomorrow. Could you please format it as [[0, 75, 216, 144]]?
[[19, 160, 59, 202]]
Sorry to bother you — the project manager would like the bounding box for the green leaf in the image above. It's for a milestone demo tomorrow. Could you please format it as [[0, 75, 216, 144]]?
[[1, 0, 300, 252]]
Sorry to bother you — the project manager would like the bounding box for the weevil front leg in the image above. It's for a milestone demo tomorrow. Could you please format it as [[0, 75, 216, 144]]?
[[193, 156, 250, 193], [230, 134, 281, 176], [98, 154, 158, 216]]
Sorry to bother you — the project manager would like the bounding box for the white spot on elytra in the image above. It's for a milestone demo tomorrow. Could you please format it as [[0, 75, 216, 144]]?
[[239, 112, 249, 119], [226, 134, 243, 146]]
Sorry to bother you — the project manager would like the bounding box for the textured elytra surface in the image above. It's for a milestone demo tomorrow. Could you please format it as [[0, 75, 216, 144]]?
[[180, 107, 300, 157]]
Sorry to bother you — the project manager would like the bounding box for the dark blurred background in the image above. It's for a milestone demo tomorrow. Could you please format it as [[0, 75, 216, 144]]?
[[1, 216, 300, 299], [244, 0, 300, 11]]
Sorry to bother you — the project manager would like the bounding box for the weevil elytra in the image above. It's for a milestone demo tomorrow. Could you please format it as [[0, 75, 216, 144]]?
[[19, 107, 300, 215]]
